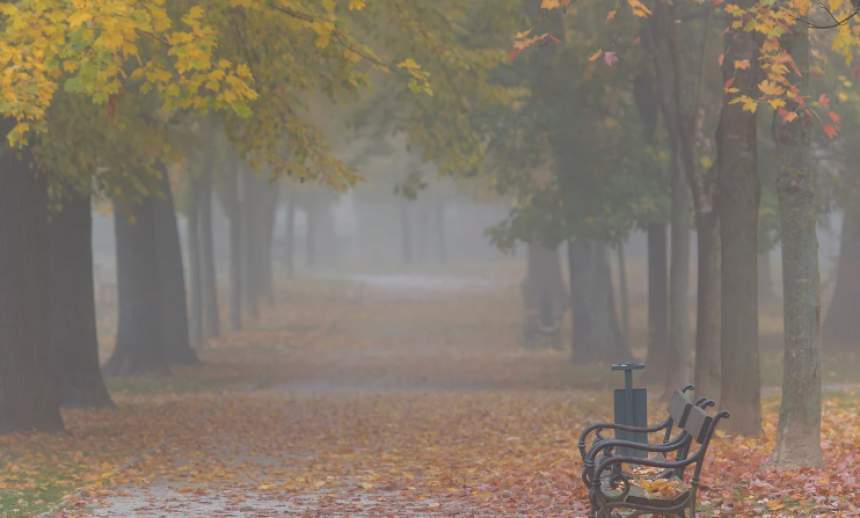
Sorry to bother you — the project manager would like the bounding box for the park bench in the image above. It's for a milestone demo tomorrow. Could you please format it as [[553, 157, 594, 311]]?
[[577, 386, 729, 518]]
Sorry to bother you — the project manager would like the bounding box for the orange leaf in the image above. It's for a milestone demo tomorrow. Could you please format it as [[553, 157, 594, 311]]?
[[724, 77, 735, 90], [819, 94, 830, 107], [606, 9, 617, 20], [508, 49, 521, 61], [823, 123, 837, 139], [718, 54, 725, 67], [829, 111, 841, 124], [589, 49, 603, 62], [778, 108, 798, 123]]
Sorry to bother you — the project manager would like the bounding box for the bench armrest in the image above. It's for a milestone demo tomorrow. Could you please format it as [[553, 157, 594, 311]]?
[[578, 418, 672, 461]]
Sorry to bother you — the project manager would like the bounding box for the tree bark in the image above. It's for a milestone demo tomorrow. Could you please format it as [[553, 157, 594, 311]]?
[[568, 240, 632, 364], [522, 244, 568, 350], [0, 137, 65, 433], [400, 200, 412, 264], [716, 27, 762, 433], [667, 150, 693, 392], [283, 189, 296, 277], [215, 154, 243, 331], [767, 18, 823, 468], [260, 184, 280, 304], [694, 211, 721, 403], [50, 193, 114, 409], [241, 167, 260, 320], [759, 251, 776, 305], [105, 194, 170, 377], [617, 240, 630, 345], [306, 196, 316, 268], [187, 174, 204, 350], [153, 165, 197, 365], [645, 223, 670, 384], [436, 198, 447, 264], [822, 211, 860, 348], [199, 166, 220, 339]]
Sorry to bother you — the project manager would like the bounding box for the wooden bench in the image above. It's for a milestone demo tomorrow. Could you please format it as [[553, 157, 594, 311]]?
[[579, 390, 729, 518]]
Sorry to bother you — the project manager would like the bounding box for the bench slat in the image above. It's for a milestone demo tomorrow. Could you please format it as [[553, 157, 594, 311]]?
[[668, 390, 693, 428], [683, 405, 714, 444]]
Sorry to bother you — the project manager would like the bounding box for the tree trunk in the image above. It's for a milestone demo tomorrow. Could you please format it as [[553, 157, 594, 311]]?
[[153, 165, 197, 365], [716, 33, 762, 433], [260, 184, 280, 305], [695, 211, 721, 403], [617, 240, 630, 345], [400, 201, 412, 264], [522, 244, 568, 350], [767, 18, 824, 468], [215, 154, 243, 331], [0, 139, 64, 433], [666, 150, 692, 392], [199, 166, 220, 339], [241, 168, 260, 320], [645, 223, 670, 384], [568, 240, 631, 364], [436, 198, 447, 264], [49, 193, 115, 409], [759, 252, 776, 305], [187, 175, 203, 350], [284, 189, 296, 277], [306, 197, 316, 268], [822, 212, 860, 348], [105, 195, 170, 377]]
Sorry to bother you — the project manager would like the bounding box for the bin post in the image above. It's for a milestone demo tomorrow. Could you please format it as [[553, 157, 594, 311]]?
[[611, 363, 647, 458]]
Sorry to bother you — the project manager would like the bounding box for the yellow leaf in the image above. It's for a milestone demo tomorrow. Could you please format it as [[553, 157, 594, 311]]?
[[349, 0, 366, 9], [700, 156, 713, 169], [541, 0, 561, 8], [734, 59, 750, 70], [768, 98, 786, 109]]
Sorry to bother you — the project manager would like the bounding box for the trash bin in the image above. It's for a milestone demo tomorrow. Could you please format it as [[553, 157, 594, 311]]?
[[611, 364, 647, 459]]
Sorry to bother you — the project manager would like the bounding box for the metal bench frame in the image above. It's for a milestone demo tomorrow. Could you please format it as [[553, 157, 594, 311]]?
[[583, 400, 729, 518]]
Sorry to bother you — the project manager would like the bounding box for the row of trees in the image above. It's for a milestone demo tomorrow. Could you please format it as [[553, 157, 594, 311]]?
[[1, 0, 858, 473]]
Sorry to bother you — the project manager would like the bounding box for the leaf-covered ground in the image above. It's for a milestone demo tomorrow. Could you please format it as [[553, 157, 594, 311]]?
[[2, 267, 859, 517]]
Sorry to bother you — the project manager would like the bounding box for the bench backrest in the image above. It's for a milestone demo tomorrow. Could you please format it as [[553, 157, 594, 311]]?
[[683, 404, 715, 444], [668, 389, 693, 427]]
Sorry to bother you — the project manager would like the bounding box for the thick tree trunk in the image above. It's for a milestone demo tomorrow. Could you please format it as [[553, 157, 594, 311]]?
[[666, 150, 693, 392], [283, 189, 296, 277], [436, 198, 446, 264], [187, 175, 204, 350], [105, 195, 170, 377], [400, 201, 412, 264], [568, 240, 631, 364], [767, 19, 824, 468], [522, 244, 568, 350], [50, 193, 114, 409], [716, 37, 762, 433], [617, 240, 630, 344], [0, 140, 64, 433], [645, 223, 670, 384], [822, 212, 860, 348], [199, 167, 220, 339], [694, 212, 721, 403], [153, 165, 197, 365], [759, 252, 776, 305]]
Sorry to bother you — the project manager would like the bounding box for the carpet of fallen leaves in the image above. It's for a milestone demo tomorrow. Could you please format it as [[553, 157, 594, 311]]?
[[2, 268, 860, 517]]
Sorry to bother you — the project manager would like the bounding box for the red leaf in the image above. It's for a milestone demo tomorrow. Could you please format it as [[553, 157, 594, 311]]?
[[548, 34, 561, 45], [819, 94, 830, 107], [604, 51, 618, 66], [724, 77, 735, 89], [508, 49, 521, 61], [823, 123, 837, 139], [829, 111, 841, 124], [633, 36, 640, 44], [718, 54, 725, 67]]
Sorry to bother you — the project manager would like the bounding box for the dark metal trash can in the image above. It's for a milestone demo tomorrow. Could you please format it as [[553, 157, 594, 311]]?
[[611, 363, 647, 458]]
